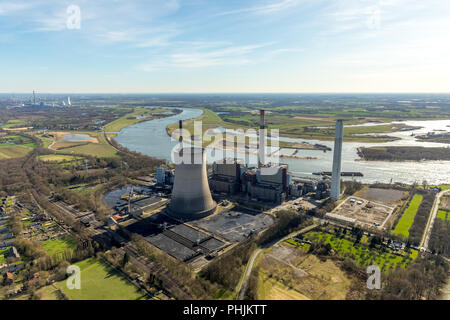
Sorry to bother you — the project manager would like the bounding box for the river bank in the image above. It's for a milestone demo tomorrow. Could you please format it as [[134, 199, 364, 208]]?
[[115, 108, 450, 184]]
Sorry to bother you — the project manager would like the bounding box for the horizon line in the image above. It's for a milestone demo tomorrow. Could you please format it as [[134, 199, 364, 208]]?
[[2, 92, 450, 95]]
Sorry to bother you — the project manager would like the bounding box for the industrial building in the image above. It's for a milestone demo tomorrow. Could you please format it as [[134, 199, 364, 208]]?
[[156, 167, 174, 185]]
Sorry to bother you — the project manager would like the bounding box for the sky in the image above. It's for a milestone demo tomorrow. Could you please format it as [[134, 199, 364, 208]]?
[[1, 0, 450, 93]]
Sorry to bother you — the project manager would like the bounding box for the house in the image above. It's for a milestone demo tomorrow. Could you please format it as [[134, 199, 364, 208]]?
[[3, 272, 14, 285], [29, 272, 40, 286], [8, 246, 20, 262]]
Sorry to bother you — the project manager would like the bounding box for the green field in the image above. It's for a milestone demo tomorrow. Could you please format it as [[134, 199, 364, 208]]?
[[437, 210, 450, 222], [303, 232, 418, 271], [0, 248, 8, 265], [41, 236, 78, 256], [38, 154, 83, 163], [104, 107, 168, 132], [48, 131, 118, 158], [284, 239, 311, 253], [1, 119, 28, 129], [166, 108, 419, 144], [0, 135, 36, 159], [392, 194, 423, 237], [54, 257, 149, 300]]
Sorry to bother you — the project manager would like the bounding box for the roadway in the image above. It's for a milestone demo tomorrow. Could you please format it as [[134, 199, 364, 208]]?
[[236, 222, 319, 300], [420, 189, 450, 251]]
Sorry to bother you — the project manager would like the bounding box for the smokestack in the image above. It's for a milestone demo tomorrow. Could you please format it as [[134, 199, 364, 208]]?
[[331, 120, 344, 200], [178, 120, 183, 144], [168, 147, 216, 220], [33, 90, 36, 104], [259, 110, 266, 168]]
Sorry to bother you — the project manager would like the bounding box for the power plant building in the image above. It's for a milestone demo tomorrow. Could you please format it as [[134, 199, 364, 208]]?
[[209, 160, 244, 194]]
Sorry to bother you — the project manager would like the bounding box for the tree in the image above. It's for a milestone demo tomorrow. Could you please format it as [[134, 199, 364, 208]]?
[[122, 252, 130, 267]]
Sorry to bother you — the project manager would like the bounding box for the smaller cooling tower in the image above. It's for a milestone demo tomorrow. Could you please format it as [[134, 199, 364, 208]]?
[[168, 147, 216, 220]]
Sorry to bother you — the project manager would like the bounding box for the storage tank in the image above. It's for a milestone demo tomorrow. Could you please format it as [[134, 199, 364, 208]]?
[[168, 147, 216, 220]]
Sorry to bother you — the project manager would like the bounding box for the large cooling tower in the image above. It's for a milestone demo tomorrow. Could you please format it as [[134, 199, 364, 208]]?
[[168, 147, 216, 220]]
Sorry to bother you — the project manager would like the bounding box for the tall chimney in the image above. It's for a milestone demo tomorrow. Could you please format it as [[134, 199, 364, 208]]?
[[259, 110, 266, 168], [178, 120, 183, 143], [33, 90, 36, 104], [331, 120, 344, 200]]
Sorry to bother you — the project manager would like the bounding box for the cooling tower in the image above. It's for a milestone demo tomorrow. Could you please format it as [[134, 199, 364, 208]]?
[[331, 120, 344, 201], [168, 147, 216, 220]]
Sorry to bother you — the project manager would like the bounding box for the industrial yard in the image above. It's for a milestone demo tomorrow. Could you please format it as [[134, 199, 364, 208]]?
[[328, 194, 397, 229]]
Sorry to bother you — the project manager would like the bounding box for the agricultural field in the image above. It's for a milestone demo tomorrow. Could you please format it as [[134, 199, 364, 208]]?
[[303, 232, 418, 271], [0, 119, 29, 129], [52, 257, 149, 300], [392, 194, 423, 237], [170, 107, 428, 143], [41, 236, 78, 257], [437, 210, 450, 222], [0, 135, 36, 159], [38, 154, 83, 163]]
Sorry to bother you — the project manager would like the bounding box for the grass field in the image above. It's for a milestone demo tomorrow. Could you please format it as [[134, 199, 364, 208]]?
[[1, 119, 28, 129], [0, 135, 36, 159], [38, 154, 83, 163], [0, 248, 8, 265], [437, 210, 450, 222], [104, 107, 169, 132], [36, 285, 63, 300], [392, 194, 423, 237], [303, 232, 418, 271], [53, 257, 149, 300], [166, 108, 418, 143], [46, 131, 118, 158], [257, 271, 310, 300], [41, 236, 78, 256]]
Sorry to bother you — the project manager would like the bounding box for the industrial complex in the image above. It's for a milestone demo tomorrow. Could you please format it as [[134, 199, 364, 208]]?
[[103, 111, 347, 266]]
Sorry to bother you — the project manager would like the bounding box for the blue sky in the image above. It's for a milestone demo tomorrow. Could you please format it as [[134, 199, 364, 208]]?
[[1, 0, 450, 93]]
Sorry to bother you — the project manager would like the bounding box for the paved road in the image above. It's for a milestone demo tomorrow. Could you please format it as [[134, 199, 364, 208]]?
[[236, 223, 319, 300], [420, 189, 450, 251]]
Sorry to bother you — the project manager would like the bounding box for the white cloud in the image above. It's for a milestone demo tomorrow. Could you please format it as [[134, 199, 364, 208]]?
[[138, 42, 274, 71], [0, 1, 33, 15], [215, 0, 305, 16]]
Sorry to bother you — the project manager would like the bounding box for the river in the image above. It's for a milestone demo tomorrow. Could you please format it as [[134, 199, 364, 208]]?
[[115, 108, 450, 184]]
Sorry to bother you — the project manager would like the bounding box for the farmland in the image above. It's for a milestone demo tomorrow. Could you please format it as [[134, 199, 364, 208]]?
[[392, 194, 423, 237], [437, 210, 450, 222], [38, 154, 83, 163], [167, 104, 437, 143], [0, 135, 36, 159]]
